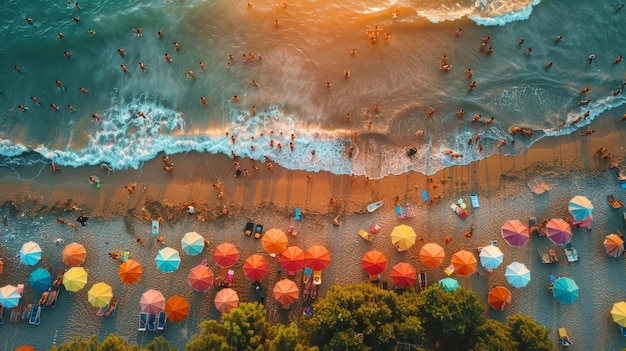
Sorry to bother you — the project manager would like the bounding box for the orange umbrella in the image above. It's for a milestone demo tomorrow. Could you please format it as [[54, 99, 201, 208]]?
[[262, 228, 289, 255], [213, 243, 239, 267], [488, 286, 512, 310], [391, 262, 416, 288], [165, 295, 190, 322], [243, 254, 269, 281], [118, 259, 143, 284], [62, 242, 87, 267], [305, 245, 331, 271], [214, 288, 239, 313], [419, 243, 445, 268], [280, 246, 306, 273], [188, 265, 214, 292], [451, 250, 477, 277], [15, 346, 35, 351], [0, 258, 4, 274], [604, 234, 625, 258], [361, 250, 387, 275], [273, 278, 299, 308]]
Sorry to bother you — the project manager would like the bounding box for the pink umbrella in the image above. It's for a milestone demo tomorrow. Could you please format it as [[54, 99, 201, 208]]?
[[546, 218, 572, 245], [501, 220, 530, 247], [140, 289, 165, 314]]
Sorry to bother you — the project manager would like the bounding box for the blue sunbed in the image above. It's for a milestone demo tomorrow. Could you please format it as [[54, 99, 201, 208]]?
[[157, 310, 167, 331], [469, 193, 480, 208], [138, 312, 148, 331], [148, 313, 157, 331], [421, 189, 429, 202]]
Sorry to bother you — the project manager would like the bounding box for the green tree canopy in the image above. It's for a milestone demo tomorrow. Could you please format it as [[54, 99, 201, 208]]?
[[471, 319, 518, 351], [506, 314, 557, 351]]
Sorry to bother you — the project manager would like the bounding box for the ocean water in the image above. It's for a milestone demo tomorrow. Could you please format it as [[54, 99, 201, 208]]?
[[1, 0, 624, 178]]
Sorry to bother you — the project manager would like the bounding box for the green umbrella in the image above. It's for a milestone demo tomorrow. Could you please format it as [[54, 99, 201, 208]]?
[[438, 277, 459, 292]]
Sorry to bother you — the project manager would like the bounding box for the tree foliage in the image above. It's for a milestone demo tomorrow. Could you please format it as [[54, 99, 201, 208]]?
[[471, 319, 518, 351], [506, 314, 557, 351], [49, 335, 140, 351]]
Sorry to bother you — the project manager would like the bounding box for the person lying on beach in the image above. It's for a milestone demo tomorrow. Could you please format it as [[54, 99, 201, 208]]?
[[333, 215, 341, 226]]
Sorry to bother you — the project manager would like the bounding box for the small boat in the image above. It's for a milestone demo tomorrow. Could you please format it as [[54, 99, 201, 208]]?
[[418, 271, 427, 291], [564, 243, 579, 262], [367, 200, 385, 213], [138, 312, 148, 331], [28, 305, 41, 325], [358, 229, 373, 242], [558, 327, 572, 347]]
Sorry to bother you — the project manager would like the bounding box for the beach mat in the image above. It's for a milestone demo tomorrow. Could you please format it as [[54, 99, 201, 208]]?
[[470, 194, 480, 208], [152, 221, 159, 235], [421, 190, 430, 202]]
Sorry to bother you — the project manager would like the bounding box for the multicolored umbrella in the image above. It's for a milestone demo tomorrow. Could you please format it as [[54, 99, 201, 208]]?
[[546, 218, 573, 245], [451, 250, 477, 277], [419, 243, 445, 268], [213, 243, 240, 267], [165, 295, 190, 322], [568, 195, 593, 221], [140, 289, 165, 314], [62, 242, 87, 267], [88, 282, 113, 308], [501, 220, 530, 247], [552, 277, 579, 304], [155, 247, 181, 273], [188, 264, 214, 292], [488, 286, 512, 310], [262, 228, 289, 255], [243, 254, 269, 281], [611, 301, 626, 327], [19, 241, 42, 266], [63, 267, 88, 292], [505, 262, 531, 288], [391, 262, 416, 288], [390, 224, 417, 251], [28, 267, 52, 292], [280, 246, 306, 273], [304, 245, 331, 270], [361, 250, 388, 275], [438, 277, 459, 292], [181, 231, 205, 256], [273, 279, 299, 308], [479, 245, 504, 269], [0, 284, 22, 308], [118, 259, 143, 284], [214, 287, 239, 313], [604, 234, 624, 258]]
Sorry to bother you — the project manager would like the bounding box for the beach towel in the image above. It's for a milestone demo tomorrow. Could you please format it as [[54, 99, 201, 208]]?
[[152, 221, 159, 235], [421, 190, 430, 202], [470, 194, 480, 208]]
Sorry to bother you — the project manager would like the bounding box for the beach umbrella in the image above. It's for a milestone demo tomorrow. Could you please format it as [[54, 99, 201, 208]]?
[[28, 267, 52, 292], [604, 234, 625, 257], [214, 287, 239, 313], [501, 220, 530, 247], [181, 231, 205, 256], [488, 286, 512, 310], [19, 241, 42, 266], [390, 224, 417, 251], [188, 264, 214, 292], [451, 250, 477, 277], [88, 282, 113, 308], [0, 258, 3, 274], [63, 267, 88, 292], [504, 262, 531, 288], [118, 259, 143, 284], [0, 284, 22, 308], [280, 246, 306, 273], [568, 195, 593, 221], [273, 278, 299, 308], [546, 219, 573, 245], [243, 254, 269, 281], [479, 245, 504, 269], [213, 243, 239, 267], [262, 228, 289, 255], [140, 289, 165, 314], [361, 250, 388, 275], [304, 245, 331, 271], [155, 247, 181, 273], [165, 295, 190, 322], [391, 262, 417, 288], [15, 346, 35, 351], [610, 301, 626, 327], [438, 277, 459, 292], [552, 277, 579, 304], [419, 243, 445, 268], [62, 242, 87, 267]]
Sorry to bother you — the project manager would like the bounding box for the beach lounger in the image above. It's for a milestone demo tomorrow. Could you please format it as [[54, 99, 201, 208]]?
[[105, 297, 118, 317], [564, 243, 579, 262], [38, 290, 50, 306], [559, 327, 573, 347], [152, 220, 159, 235], [96, 302, 109, 316], [0, 304, 3, 324], [367, 200, 385, 212], [21, 303, 32, 321], [607, 195, 624, 209], [254, 224, 263, 239], [404, 203, 416, 218], [527, 178, 551, 195], [469, 193, 480, 208], [157, 310, 167, 330], [10, 301, 23, 322], [537, 247, 558, 264], [148, 313, 157, 331], [244, 222, 254, 236], [421, 190, 430, 202], [303, 267, 312, 284], [529, 217, 542, 236], [418, 271, 427, 291], [620, 325, 626, 337], [358, 229, 373, 242], [313, 270, 322, 286], [46, 289, 59, 307], [395, 205, 405, 219], [29, 305, 41, 325], [138, 312, 148, 331], [53, 268, 65, 286]]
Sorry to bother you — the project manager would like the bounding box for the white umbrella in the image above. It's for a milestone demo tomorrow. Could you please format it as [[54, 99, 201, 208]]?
[[479, 245, 504, 269], [505, 262, 531, 288]]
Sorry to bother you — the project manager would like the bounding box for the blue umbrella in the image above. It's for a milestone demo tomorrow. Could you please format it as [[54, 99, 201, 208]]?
[[552, 277, 579, 304], [438, 277, 459, 292], [29, 267, 52, 291], [505, 262, 531, 288], [0, 284, 22, 308], [479, 245, 504, 269], [568, 196, 593, 221], [19, 241, 42, 266], [181, 231, 205, 256], [155, 247, 181, 273]]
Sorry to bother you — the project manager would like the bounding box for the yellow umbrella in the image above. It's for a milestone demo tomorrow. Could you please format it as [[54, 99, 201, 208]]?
[[611, 301, 626, 327], [63, 267, 88, 292], [390, 224, 417, 251], [88, 282, 113, 308]]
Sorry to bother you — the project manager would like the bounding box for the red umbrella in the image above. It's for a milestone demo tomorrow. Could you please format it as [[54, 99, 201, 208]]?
[[243, 254, 269, 281], [391, 262, 416, 288], [188, 265, 214, 292], [304, 245, 331, 271], [273, 279, 299, 308], [546, 218, 572, 245], [451, 250, 477, 277], [488, 286, 512, 310], [361, 250, 388, 275], [165, 295, 190, 322], [213, 243, 239, 267], [214, 288, 239, 314], [280, 246, 306, 273]]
